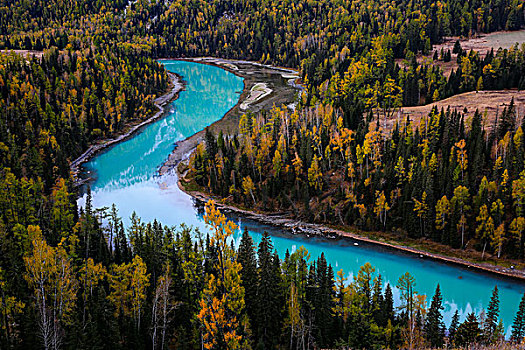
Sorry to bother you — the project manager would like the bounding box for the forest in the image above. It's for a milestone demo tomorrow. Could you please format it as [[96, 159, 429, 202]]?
[[1, 195, 525, 349], [192, 82, 525, 261], [1, 0, 525, 348]]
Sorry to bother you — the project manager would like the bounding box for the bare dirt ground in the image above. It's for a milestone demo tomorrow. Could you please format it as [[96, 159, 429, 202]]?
[[397, 29, 525, 77], [436, 30, 525, 55], [375, 90, 525, 133], [1, 49, 44, 59]]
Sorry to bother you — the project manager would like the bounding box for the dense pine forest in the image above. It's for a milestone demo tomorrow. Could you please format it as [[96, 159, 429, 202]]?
[[1, 0, 525, 348], [2, 196, 525, 349]]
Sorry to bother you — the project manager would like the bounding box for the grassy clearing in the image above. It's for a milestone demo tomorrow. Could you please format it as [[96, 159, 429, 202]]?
[[397, 29, 525, 77], [375, 90, 525, 134]]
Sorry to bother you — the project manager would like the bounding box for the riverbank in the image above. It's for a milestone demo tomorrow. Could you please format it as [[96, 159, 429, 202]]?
[[71, 72, 184, 184], [158, 57, 301, 175], [178, 182, 525, 282]]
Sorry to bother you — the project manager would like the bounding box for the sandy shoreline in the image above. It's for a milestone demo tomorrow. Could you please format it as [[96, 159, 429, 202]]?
[[70, 72, 184, 184]]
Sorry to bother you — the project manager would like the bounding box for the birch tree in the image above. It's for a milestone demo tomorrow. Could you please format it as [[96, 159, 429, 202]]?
[[24, 225, 77, 350], [151, 264, 177, 350]]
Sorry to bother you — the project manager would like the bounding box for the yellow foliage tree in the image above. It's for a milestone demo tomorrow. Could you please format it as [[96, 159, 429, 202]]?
[[435, 195, 450, 232], [242, 176, 256, 205], [307, 155, 323, 191], [491, 224, 505, 259], [24, 225, 78, 350], [197, 201, 249, 350], [476, 205, 494, 259], [374, 191, 390, 229], [108, 255, 150, 330]]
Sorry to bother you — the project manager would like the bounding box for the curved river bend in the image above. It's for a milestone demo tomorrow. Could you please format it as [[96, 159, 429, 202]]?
[[80, 60, 524, 333]]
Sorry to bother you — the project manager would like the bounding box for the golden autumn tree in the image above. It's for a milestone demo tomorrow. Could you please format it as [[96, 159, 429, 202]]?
[[476, 205, 495, 259], [435, 195, 450, 233], [107, 255, 150, 331], [491, 224, 505, 259], [307, 155, 323, 191], [452, 185, 471, 248], [24, 225, 78, 350], [374, 191, 390, 229], [79, 258, 107, 325], [197, 200, 250, 350], [397, 272, 426, 350], [456, 140, 468, 182], [242, 176, 256, 205], [413, 192, 429, 236]]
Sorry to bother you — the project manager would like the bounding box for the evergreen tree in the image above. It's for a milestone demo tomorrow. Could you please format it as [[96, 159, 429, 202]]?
[[512, 291, 525, 342], [453, 40, 462, 54], [372, 275, 384, 325], [256, 232, 281, 348], [498, 98, 516, 139], [313, 253, 334, 346], [455, 312, 481, 347], [237, 228, 258, 335], [484, 285, 500, 344], [448, 310, 460, 344], [424, 284, 445, 348], [382, 283, 395, 325]]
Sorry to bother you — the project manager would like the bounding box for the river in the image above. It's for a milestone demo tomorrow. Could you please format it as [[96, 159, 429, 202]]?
[[79, 59, 524, 334]]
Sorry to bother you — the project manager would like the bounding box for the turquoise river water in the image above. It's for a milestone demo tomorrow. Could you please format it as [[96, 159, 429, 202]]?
[[79, 60, 524, 334]]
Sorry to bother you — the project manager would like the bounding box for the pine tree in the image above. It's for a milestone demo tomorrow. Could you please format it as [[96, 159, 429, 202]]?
[[455, 312, 480, 347], [256, 232, 281, 348], [237, 228, 258, 334], [424, 284, 445, 348], [448, 310, 460, 344], [372, 275, 384, 325], [453, 40, 462, 54], [382, 283, 395, 325], [512, 291, 525, 342], [498, 98, 516, 139], [484, 286, 500, 344], [314, 253, 334, 346]]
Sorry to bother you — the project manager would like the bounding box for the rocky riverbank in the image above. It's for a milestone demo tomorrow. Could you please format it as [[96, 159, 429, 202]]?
[[182, 187, 525, 282]]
